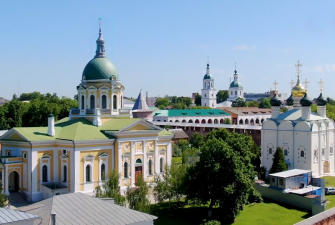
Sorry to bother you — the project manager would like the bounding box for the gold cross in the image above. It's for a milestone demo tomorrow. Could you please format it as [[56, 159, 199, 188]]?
[[295, 60, 303, 81], [304, 78, 309, 90], [273, 80, 278, 91]]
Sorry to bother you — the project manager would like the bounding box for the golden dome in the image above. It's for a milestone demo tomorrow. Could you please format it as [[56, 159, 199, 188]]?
[[291, 82, 306, 97]]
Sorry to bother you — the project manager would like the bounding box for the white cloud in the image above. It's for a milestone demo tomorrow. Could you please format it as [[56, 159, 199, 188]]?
[[313, 64, 335, 73], [232, 45, 256, 51]]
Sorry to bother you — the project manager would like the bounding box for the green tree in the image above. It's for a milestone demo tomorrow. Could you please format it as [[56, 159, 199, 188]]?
[[155, 97, 170, 109], [153, 163, 187, 203], [223, 118, 231, 124], [185, 129, 261, 223], [270, 147, 288, 174], [246, 100, 259, 107], [195, 94, 202, 106], [190, 132, 204, 149], [173, 139, 189, 157], [95, 170, 126, 205], [126, 175, 150, 212], [0, 182, 8, 207], [259, 98, 271, 108], [232, 97, 246, 107], [216, 90, 229, 103]]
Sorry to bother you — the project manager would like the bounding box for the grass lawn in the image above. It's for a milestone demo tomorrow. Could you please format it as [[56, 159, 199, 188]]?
[[233, 201, 309, 225], [151, 200, 309, 225], [322, 176, 335, 209]]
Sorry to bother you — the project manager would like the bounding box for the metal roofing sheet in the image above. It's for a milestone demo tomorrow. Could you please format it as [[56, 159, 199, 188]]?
[[0, 207, 39, 224]]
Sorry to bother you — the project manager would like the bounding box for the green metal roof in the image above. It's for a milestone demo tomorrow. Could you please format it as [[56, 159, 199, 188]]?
[[82, 57, 118, 80], [14, 118, 109, 141], [154, 109, 230, 117], [99, 118, 140, 131], [229, 80, 242, 88]]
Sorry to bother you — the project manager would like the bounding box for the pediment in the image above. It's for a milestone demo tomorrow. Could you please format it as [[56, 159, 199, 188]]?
[[0, 129, 28, 142], [120, 120, 162, 132]]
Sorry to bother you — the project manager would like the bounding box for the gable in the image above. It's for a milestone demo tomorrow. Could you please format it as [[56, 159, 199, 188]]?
[[129, 123, 151, 131], [0, 129, 28, 142]]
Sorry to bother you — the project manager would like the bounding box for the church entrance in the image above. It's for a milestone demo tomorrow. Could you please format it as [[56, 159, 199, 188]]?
[[135, 158, 143, 186], [324, 161, 330, 174], [8, 171, 19, 192]]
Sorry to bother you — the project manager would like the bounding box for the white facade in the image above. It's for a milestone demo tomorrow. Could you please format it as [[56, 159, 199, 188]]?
[[201, 64, 216, 108], [261, 105, 335, 177]]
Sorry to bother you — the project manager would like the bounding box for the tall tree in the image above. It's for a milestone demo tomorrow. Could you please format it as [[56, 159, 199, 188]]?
[[216, 90, 229, 103], [232, 97, 246, 107], [155, 97, 170, 109], [195, 94, 202, 106], [270, 147, 288, 173], [259, 98, 271, 108], [185, 129, 261, 223], [126, 175, 150, 212]]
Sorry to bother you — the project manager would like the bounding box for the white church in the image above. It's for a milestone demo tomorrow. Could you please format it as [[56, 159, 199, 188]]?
[[201, 64, 217, 108], [261, 63, 334, 177]]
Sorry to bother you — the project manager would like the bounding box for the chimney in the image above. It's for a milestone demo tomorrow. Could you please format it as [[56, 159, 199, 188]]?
[[51, 213, 56, 225], [271, 106, 280, 118], [317, 105, 326, 117], [48, 114, 55, 136], [301, 106, 311, 120]]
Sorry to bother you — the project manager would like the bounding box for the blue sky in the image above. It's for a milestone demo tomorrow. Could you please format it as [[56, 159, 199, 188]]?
[[1, 0, 335, 100]]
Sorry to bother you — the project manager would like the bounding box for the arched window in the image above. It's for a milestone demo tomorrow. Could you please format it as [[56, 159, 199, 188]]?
[[113, 95, 117, 110], [148, 159, 153, 175], [124, 162, 128, 178], [160, 158, 164, 173], [42, 165, 48, 182], [81, 95, 85, 110], [284, 150, 288, 156], [239, 119, 243, 124], [214, 119, 218, 124], [188, 119, 193, 123], [90, 95, 95, 109], [101, 163, 106, 180], [208, 119, 212, 124], [220, 119, 224, 124], [201, 119, 206, 124], [300, 151, 305, 157], [63, 165, 67, 182], [101, 95, 107, 109], [245, 119, 249, 124], [86, 165, 91, 182]]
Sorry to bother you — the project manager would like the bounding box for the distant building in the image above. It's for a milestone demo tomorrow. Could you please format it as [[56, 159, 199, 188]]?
[[219, 107, 271, 125], [132, 90, 153, 120], [227, 69, 244, 101], [201, 64, 216, 108], [153, 109, 231, 124]]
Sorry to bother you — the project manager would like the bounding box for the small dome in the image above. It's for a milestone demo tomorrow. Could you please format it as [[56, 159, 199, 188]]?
[[82, 57, 118, 81], [286, 94, 294, 106], [230, 81, 242, 88], [203, 74, 212, 79], [292, 82, 306, 97], [270, 94, 282, 106], [316, 93, 327, 106], [300, 93, 312, 106]]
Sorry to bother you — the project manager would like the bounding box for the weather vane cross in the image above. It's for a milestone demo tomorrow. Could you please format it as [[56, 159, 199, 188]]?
[[273, 80, 278, 92], [295, 60, 303, 81], [290, 80, 295, 88], [304, 78, 309, 90], [318, 79, 324, 93]]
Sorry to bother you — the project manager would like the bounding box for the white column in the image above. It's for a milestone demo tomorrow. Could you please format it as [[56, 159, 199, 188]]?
[[155, 141, 159, 175], [53, 149, 58, 182], [167, 142, 172, 167], [4, 165, 9, 195], [118, 142, 122, 177], [131, 142, 135, 186], [73, 149, 80, 192], [143, 141, 147, 179]]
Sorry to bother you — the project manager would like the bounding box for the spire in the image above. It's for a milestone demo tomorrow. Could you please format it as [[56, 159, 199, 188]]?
[[206, 63, 210, 75], [233, 64, 238, 81], [95, 19, 106, 58], [295, 60, 303, 85]]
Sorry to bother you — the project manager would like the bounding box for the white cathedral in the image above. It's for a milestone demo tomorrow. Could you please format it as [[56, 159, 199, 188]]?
[[261, 63, 334, 177]]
